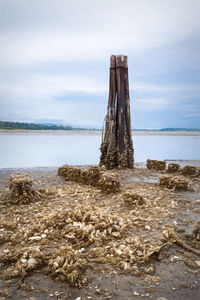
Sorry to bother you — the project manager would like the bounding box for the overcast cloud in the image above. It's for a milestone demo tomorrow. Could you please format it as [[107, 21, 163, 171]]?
[[0, 0, 200, 128]]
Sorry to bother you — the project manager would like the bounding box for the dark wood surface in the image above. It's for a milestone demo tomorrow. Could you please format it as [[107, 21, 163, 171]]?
[[100, 55, 134, 169]]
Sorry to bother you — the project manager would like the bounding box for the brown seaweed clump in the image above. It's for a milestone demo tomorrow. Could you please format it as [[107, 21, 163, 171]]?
[[58, 165, 82, 181], [159, 176, 189, 191], [9, 173, 41, 204], [58, 165, 120, 194], [87, 165, 101, 186], [146, 159, 166, 171], [48, 246, 87, 287], [98, 173, 120, 194], [167, 163, 180, 173], [1, 246, 44, 279], [123, 191, 145, 206], [181, 165, 200, 177]]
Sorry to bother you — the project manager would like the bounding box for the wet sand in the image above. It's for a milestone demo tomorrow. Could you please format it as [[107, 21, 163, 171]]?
[[0, 163, 200, 300], [0, 129, 200, 136]]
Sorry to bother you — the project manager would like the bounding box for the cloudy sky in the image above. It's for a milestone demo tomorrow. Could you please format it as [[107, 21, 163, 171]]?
[[0, 0, 200, 129]]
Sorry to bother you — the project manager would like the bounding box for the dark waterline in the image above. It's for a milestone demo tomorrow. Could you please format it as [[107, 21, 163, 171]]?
[[0, 132, 199, 168]]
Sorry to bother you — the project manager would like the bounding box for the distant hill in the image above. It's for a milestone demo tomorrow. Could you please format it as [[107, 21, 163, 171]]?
[[158, 128, 200, 132], [134, 128, 200, 132]]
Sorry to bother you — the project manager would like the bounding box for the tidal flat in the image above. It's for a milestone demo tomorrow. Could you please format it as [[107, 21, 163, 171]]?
[[0, 163, 200, 300]]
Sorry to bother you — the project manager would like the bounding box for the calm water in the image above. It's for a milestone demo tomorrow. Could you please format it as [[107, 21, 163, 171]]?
[[0, 131, 200, 168]]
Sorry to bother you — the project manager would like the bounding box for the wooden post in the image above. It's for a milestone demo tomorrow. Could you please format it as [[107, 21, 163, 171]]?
[[100, 55, 134, 169]]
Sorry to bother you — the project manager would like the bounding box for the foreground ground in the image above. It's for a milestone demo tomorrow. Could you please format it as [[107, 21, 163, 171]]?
[[0, 163, 200, 300]]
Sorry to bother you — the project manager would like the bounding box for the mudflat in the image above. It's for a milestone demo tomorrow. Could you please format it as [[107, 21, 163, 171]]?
[[0, 164, 200, 300]]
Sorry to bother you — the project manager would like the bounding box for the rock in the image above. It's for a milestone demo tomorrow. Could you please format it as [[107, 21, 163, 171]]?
[[9, 173, 41, 204], [123, 191, 145, 206], [28, 236, 41, 241], [58, 165, 120, 194], [41, 234, 46, 239], [87, 166, 101, 186], [167, 163, 180, 173], [27, 257, 37, 269], [159, 176, 189, 191], [181, 165, 200, 177], [147, 159, 166, 171], [98, 173, 120, 194]]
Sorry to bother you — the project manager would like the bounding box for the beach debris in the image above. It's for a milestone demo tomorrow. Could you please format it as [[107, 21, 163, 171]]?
[[123, 191, 145, 206], [58, 165, 120, 193], [146, 159, 166, 171], [167, 163, 180, 173], [1, 246, 44, 279], [180, 165, 200, 177], [159, 175, 189, 191], [98, 173, 120, 194], [162, 225, 200, 256], [87, 165, 101, 186], [8, 173, 41, 204], [1, 193, 200, 287], [58, 165, 82, 181], [1, 166, 200, 290], [48, 246, 87, 287]]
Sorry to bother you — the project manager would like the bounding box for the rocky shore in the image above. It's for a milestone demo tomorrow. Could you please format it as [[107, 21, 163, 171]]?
[[0, 162, 200, 300]]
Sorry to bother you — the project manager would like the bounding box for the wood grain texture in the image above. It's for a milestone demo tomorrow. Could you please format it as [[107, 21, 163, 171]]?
[[100, 55, 134, 169]]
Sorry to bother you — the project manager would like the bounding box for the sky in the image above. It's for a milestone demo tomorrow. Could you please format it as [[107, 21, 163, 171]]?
[[0, 0, 200, 129]]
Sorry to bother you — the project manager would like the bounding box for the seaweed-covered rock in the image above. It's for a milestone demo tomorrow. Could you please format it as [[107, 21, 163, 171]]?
[[1, 246, 44, 279], [80, 169, 90, 184], [48, 246, 87, 287], [58, 165, 120, 194], [159, 176, 189, 191], [167, 163, 180, 173], [181, 165, 200, 177], [123, 191, 145, 206], [58, 165, 68, 177], [87, 165, 101, 186], [58, 165, 81, 181], [9, 173, 40, 204], [98, 173, 120, 194], [147, 159, 166, 171]]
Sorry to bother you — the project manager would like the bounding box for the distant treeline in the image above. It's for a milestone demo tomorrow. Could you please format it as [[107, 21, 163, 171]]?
[[0, 121, 199, 131], [0, 121, 79, 130]]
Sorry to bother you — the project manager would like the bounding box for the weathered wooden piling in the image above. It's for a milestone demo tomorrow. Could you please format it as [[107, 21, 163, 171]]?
[[100, 55, 134, 169]]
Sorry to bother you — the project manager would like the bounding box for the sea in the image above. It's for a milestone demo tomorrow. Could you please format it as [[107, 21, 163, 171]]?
[[0, 131, 200, 168]]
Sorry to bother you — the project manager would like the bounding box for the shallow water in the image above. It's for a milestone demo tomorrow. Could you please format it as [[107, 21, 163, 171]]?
[[0, 131, 199, 168]]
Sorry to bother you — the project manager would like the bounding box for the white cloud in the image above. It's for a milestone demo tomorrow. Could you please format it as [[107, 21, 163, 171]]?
[[187, 113, 200, 117], [0, 0, 200, 128], [1, 67, 200, 99], [1, 0, 200, 68], [133, 82, 200, 94], [133, 97, 173, 112], [0, 73, 107, 98], [0, 94, 105, 127]]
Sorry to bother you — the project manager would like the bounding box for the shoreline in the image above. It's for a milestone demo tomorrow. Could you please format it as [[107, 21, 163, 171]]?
[[0, 160, 200, 171], [0, 129, 200, 136]]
